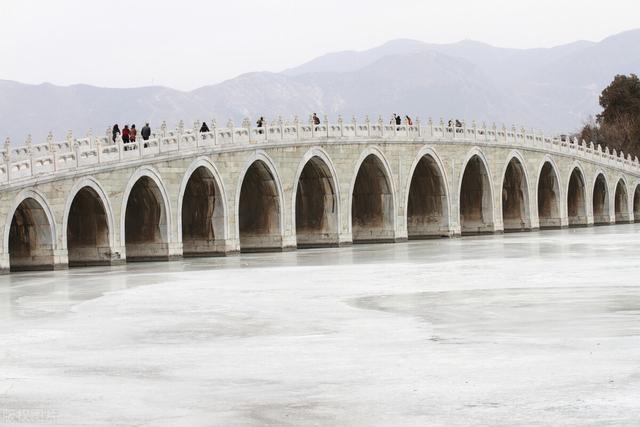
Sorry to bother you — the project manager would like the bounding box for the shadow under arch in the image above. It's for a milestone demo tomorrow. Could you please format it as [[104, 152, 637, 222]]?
[[537, 158, 562, 229], [592, 172, 610, 225], [121, 167, 172, 261], [567, 165, 588, 227], [292, 149, 340, 248], [501, 153, 531, 231], [5, 190, 56, 271], [614, 178, 631, 224], [405, 148, 450, 238], [64, 178, 115, 266], [459, 149, 495, 235], [349, 149, 397, 243], [178, 158, 228, 256], [236, 153, 284, 252]]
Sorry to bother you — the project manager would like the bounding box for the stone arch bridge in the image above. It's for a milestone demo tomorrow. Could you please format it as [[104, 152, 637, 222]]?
[[1, 118, 639, 273]]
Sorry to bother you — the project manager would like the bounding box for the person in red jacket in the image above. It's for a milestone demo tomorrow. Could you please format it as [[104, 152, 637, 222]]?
[[122, 125, 131, 143], [130, 124, 137, 142]]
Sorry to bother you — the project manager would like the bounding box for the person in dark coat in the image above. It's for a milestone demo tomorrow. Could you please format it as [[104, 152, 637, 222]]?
[[141, 123, 151, 141], [112, 124, 120, 142], [395, 114, 401, 126], [130, 124, 137, 142], [256, 117, 265, 134], [199, 122, 210, 133]]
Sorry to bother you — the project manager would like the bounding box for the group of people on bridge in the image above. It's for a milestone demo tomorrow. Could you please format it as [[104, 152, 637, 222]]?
[[112, 123, 152, 146]]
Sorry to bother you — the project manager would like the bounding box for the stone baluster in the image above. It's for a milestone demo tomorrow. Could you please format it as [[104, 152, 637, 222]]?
[[415, 116, 421, 137], [379, 116, 385, 137], [211, 119, 217, 145], [160, 120, 167, 138], [277, 116, 283, 140], [471, 120, 477, 140], [293, 116, 300, 140], [47, 132, 56, 171], [323, 115, 329, 138], [338, 115, 344, 137], [226, 119, 235, 143], [351, 115, 357, 137], [365, 115, 371, 137], [25, 134, 33, 177], [3, 137, 11, 182]]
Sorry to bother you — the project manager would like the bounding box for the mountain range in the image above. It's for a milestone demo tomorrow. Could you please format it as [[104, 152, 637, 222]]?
[[2, 29, 640, 143]]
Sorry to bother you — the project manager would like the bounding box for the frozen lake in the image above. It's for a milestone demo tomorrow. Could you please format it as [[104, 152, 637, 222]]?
[[1, 225, 640, 426]]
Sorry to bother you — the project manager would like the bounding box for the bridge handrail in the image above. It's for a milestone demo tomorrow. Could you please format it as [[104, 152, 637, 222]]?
[[1, 117, 639, 186]]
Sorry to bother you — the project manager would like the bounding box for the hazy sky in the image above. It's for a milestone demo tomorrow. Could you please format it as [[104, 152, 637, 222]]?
[[1, 0, 638, 90]]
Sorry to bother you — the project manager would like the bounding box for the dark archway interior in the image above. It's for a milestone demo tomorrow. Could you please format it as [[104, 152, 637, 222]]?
[[592, 175, 609, 225], [537, 162, 561, 229], [407, 155, 449, 238], [67, 187, 110, 266], [182, 167, 224, 256], [295, 157, 338, 247], [460, 156, 493, 234], [239, 160, 281, 251], [567, 168, 587, 226], [502, 158, 530, 231], [351, 155, 394, 242], [634, 186, 640, 223], [615, 181, 630, 223], [125, 176, 169, 261], [9, 198, 54, 271]]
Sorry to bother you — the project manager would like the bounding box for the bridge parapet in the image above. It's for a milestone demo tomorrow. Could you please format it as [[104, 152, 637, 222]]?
[[1, 117, 638, 188]]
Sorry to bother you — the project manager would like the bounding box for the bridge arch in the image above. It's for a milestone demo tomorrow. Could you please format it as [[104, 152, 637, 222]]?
[[458, 148, 495, 234], [236, 151, 285, 252], [63, 177, 115, 266], [634, 183, 640, 223], [121, 166, 172, 261], [614, 177, 630, 223], [177, 157, 229, 256], [349, 147, 397, 242], [566, 163, 588, 227], [4, 189, 56, 271], [405, 146, 451, 238], [536, 157, 562, 229], [500, 151, 531, 231], [292, 147, 340, 248], [591, 171, 610, 225]]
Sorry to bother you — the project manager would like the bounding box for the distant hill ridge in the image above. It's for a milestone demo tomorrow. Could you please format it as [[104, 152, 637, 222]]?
[[2, 29, 640, 142]]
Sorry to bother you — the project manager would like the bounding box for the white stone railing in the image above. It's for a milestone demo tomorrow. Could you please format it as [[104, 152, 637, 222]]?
[[1, 116, 639, 186]]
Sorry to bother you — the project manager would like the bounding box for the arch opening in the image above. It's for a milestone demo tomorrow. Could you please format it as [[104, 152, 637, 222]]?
[[501, 158, 531, 231], [567, 168, 587, 227], [460, 155, 494, 234], [537, 162, 561, 229], [238, 160, 282, 252], [181, 166, 225, 256], [407, 155, 449, 238], [615, 180, 630, 224], [351, 154, 395, 242], [67, 187, 111, 266], [8, 198, 54, 271], [124, 176, 169, 261], [592, 174, 610, 225], [295, 156, 339, 248]]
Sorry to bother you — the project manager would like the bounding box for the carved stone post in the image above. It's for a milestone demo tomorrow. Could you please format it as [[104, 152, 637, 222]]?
[[3, 137, 10, 182]]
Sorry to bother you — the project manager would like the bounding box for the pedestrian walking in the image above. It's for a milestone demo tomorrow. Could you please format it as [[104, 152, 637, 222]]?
[[141, 123, 151, 141], [130, 124, 137, 142], [199, 122, 210, 133], [112, 124, 120, 142], [122, 125, 130, 143]]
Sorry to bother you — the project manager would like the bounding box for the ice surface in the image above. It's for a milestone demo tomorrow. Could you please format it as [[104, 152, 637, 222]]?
[[1, 225, 640, 425]]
